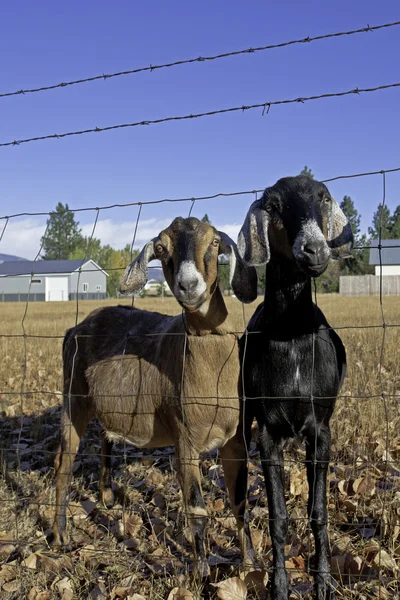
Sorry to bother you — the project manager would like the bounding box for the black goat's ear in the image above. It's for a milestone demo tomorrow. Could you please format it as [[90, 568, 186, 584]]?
[[237, 198, 270, 266], [327, 198, 354, 260], [119, 240, 156, 296], [218, 231, 258, 303]]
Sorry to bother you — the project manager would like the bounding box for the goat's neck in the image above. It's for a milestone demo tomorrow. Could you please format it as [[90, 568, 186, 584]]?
[[184, 287, 232, 335], [263, 253, 313, 327]]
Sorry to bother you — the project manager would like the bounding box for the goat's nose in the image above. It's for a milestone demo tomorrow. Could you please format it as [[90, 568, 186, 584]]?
[[303, 241, 320, 256], [178, 279, 198, 293]]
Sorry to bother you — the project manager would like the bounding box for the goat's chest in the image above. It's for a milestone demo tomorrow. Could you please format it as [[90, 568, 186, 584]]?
[[181, 335, 241, 447], [242, 329, 342, 432]]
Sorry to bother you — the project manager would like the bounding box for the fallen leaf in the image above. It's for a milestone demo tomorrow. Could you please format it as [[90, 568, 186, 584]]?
[[55, 577, 74, 600], [0, 544, 15, 559], [123, 514, 143, 538], [372, 549, 398, 573], [212, 577, 247, 600], [35, 593, 52, 600], [2, 580, 19, 592], [243, 570, 268, 593], [21, 553, 38, 569], [36, 553, 73, 573]]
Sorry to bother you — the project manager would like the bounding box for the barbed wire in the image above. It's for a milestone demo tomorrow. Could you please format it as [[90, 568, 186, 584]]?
[[1, 20, 399, 101], [1, 81, 399, 148]]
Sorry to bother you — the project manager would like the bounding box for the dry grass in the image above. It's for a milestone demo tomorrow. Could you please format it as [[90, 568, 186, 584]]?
[[0, 295, 399, 599]]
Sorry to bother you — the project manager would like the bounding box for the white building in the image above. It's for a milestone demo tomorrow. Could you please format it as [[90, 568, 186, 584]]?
[[369, 239, 400, 276]]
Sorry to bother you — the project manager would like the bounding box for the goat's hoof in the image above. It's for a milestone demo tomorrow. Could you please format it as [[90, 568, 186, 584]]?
[[49, 530, 70, 549], [100, 487, 115, 508]]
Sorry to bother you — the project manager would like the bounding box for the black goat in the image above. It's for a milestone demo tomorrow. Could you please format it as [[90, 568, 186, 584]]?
[[236, 176, 353, 600]]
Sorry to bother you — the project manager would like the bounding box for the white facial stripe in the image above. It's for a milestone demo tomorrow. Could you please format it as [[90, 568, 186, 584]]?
[[292, 219, 327, 259], [175, 260, 207, 296]]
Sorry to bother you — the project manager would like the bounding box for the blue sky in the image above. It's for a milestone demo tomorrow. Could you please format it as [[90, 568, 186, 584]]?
[[0, 0, 399, 258]]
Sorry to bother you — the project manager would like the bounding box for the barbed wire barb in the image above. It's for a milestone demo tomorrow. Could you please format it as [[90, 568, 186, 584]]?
[[1, 20, 399, 100], [1, 82, 399, 149]]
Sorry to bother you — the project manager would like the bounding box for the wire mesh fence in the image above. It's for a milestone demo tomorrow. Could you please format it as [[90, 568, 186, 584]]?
[[0, 168, 399, 599], [0, 21, 400, 600]]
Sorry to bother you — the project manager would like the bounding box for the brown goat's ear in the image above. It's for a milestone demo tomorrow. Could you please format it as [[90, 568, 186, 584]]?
[[119, 240, 156, 296], [237, 198, 270, 266], [218, 231, 258, 303], [327, 198, 354, 260]]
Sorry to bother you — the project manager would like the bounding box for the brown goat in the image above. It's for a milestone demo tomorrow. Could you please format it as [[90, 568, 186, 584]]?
[[52, 217, 258, 577]]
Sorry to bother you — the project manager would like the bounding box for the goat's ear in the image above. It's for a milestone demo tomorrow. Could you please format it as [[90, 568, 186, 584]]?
[[119, 240, 156, 295], [218, 231, 258, 303], [237, 198, 270, 266], [327, 198, 354, 260]]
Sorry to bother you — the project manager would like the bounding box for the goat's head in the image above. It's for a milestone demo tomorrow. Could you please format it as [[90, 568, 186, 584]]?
[[238, 175, 353, 277], [120, 217, 257, 311]]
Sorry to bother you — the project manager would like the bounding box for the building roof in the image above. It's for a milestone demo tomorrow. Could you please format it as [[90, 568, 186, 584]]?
[[0, 253, 28, 263], [369, 239, 400, 265], [0, 259, 108, 277]]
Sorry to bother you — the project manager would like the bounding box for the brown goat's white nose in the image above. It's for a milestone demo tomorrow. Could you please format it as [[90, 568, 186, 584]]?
[[175, 260, 206, 299]]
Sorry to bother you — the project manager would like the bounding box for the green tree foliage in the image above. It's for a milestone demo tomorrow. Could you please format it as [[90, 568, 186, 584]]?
[[41, 203, 82, 260], [201, 214, 211, 224], [68, 236, 103, 263], [368, 204, 392, 239], [340, 196, 360, 239], [390, 205, 400, 238], [339, 196, 372, 276], [103, 245, 139, 298], [299, 166, 314, 179]]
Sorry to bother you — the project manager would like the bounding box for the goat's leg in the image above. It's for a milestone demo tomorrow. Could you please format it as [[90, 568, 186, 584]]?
[[306, 425, 334, 600], [258, 425, 288, 600], [175, 440, 209, 579], [52, 396, 93, 547], [220, 408, 257, 571], [99, 432, 114, 508]]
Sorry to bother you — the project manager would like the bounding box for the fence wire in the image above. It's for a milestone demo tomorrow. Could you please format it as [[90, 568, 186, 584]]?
[[1, 82, 400, 148], [1, 20, 398, 101], [0, 44, 400, 595], [0, 167, 399, 599]]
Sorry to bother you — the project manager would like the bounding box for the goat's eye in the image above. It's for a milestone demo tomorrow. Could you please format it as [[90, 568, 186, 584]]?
[[323, 196, 332, 204], [212, 238, 220, 248], [155, 244, 164, 255]]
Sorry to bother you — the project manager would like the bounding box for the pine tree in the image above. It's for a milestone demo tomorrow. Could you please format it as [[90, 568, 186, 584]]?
[[201, 214, 211, 224], [368, 204, 392, 239], [339, 196, 371, 276], [41, 203, 83, 259], [340, 196, 361, 240], [390, 205, 400, 239], [299, 166, 314, 179]]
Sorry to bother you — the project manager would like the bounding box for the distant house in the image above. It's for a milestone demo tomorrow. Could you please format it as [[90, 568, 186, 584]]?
[[369, 239, 400, 276], [340, 239, 400, 296], [0, 259, 108, 302], [143, 265, 172, 296]]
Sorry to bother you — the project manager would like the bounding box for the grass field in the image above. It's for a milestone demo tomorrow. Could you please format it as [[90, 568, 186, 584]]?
[[0, 295, 399, 599]]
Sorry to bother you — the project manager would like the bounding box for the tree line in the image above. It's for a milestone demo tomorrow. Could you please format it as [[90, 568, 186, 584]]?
[[40, 170, 400, 296]]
